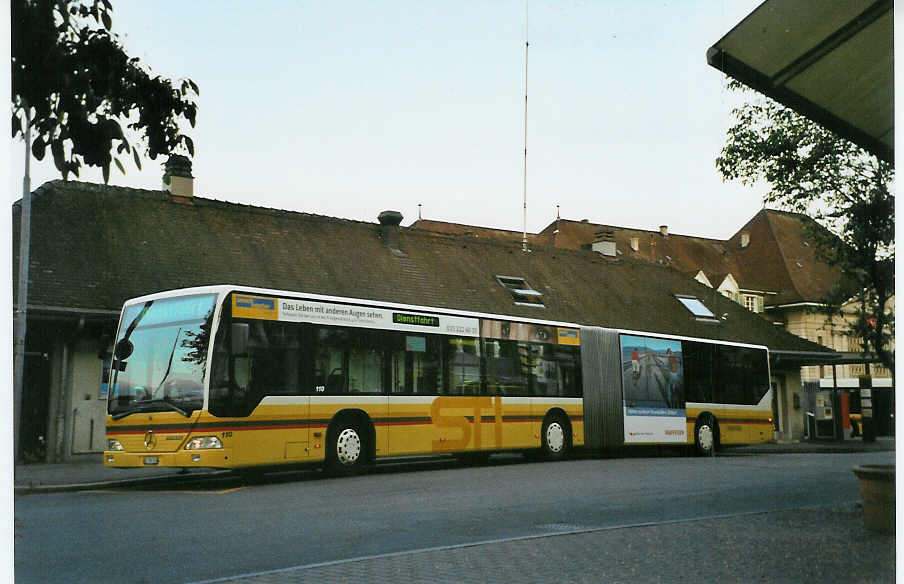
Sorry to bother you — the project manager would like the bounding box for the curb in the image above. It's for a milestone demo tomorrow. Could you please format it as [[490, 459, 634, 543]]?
[[721, 444, 894, 456], [14, 469, 233, 495]]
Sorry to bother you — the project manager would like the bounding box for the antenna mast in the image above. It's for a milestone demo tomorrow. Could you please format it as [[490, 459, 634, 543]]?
[[521, 0, 529, 252]]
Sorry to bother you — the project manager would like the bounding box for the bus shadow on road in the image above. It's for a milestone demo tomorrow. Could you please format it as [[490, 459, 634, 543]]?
[[116, 446, 701, 493], [116, 451, 572, 491]]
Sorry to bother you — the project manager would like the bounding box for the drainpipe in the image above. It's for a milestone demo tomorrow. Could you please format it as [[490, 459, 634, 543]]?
[[54, 341, 70, 462]]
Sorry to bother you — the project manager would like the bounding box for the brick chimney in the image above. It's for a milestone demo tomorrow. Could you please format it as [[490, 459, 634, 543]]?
[[378, 210, 403, 249], [163, 155, 194, 200]]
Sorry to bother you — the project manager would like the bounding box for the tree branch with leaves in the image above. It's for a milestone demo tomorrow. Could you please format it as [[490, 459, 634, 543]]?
[[12, 0, 199, 181], [717, 81, 894, 373]]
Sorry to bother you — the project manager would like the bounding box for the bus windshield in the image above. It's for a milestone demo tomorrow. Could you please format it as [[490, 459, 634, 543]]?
[[107, 294, 216, 420]]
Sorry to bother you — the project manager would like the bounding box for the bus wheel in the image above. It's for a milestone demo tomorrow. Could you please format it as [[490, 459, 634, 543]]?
[[695, 414, 716, 457], [541, 415, 570, 460], [328, 422, 366, 474]]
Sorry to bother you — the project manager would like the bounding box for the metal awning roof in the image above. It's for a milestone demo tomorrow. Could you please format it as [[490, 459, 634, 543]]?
[[770, 349, 882, 367], [707, 0, 893, 163]]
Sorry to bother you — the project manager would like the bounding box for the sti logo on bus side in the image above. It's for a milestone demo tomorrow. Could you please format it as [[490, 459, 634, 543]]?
[[557, 328, 580, 346], [236, 296, 275, 310], [233, 295, 278, 320]]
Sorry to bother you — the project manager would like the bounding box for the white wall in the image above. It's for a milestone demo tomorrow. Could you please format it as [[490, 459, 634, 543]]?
[[68, 339, 107, 454], [773, 369, 804, 442]]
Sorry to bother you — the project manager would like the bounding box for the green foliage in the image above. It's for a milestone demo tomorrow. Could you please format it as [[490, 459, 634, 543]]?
[[717, 82, 894, 372], [11, 0, 198, 181]]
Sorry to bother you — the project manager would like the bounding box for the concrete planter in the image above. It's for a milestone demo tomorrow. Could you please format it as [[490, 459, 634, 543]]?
[[852, 464, 895, 533]]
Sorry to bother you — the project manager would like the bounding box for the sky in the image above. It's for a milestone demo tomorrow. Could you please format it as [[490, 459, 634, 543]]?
[[9, 0, 771, 240]]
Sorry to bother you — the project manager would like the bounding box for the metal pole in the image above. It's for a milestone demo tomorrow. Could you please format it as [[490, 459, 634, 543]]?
[[14, 109, 32, 464], [832, 363, 841, 441], [521, 0, 529, 253]]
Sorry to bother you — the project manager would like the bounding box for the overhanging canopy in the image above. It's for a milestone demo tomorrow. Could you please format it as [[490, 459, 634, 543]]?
[[770, 350, 882, 368], [707, 0, 893, 163]]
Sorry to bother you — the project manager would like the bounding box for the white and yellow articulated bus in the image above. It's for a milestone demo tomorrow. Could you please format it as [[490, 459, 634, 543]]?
[[105, 285, 773, 473]]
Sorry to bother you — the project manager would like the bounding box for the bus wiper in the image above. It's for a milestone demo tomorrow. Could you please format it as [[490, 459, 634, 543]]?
[[152, 327, 182, 399], [111, 399, 191, 420]]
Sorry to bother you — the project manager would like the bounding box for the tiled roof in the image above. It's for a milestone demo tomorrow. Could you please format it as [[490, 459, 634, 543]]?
[[539, 209, 844, 306], [735, 210, 845, 304], [410, 219, 552, 246], [13, 180, 826, 354]]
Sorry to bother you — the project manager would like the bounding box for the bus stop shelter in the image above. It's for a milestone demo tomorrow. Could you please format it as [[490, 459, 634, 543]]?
[[708, 1, 894, 442], [706, 0, 893, 163], [771, 349, 890, 442]]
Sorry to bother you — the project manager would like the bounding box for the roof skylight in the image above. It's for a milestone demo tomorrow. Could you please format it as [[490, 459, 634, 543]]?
[[676, 295, 717, 320], [496, 276, 545, 307]]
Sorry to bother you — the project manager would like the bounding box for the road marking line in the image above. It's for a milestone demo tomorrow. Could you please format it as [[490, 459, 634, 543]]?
[[80, 487, 246, 495]]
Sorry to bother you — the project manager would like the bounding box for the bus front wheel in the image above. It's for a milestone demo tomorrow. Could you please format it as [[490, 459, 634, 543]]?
[[327, 421, 367, 475], [695, 414, 717, 457], [541, 415, 570, 460]]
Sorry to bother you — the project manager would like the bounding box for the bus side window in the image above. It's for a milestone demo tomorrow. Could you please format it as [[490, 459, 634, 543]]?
[[234, 357, 251, 393], [541, 344, 581, 398], [348, 344, 383, 393], [484, 339, 526, 396], [446, 338, 480, 395], [390, 333, 441, 395], [684, 341, 714, 403], [245, 321, 302, 397], [313, 346, 345, 394], [325, 368, 345, 393]]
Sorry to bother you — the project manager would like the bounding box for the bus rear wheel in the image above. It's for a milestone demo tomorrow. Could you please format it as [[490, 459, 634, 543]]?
[[541, 415, 570, 460], [327, 421, 367, 475], [695, 414, 716, 457]]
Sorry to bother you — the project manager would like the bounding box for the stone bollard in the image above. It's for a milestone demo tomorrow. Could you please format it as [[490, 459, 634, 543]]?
[[852, 464, 895, 533]]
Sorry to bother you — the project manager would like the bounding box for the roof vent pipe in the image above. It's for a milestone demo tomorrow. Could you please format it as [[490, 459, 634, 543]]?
[[378, 210, 403, 248]]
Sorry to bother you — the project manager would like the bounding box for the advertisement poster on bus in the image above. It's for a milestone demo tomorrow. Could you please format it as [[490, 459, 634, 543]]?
[[620, 334, 686, 444], [232, 294, 479, 337]]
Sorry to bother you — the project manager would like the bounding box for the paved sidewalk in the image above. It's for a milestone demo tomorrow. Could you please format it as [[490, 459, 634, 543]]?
[[13, 437, 895, 495], [13, 457, 230, 494], [191, 503, 894, 584]]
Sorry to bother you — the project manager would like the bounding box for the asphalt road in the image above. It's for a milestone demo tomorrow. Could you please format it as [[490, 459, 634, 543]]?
[[14, 450, 894, 584]]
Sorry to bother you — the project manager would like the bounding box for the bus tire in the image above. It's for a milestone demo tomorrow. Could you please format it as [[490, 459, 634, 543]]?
[[695, 414, 717, 457], [327, 420, 367, 475], [541, 415, 570, 461]]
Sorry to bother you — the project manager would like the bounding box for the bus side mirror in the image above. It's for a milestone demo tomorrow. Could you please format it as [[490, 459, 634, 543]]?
[[114, 339, 134, 361], [231, 323, 250, 356]]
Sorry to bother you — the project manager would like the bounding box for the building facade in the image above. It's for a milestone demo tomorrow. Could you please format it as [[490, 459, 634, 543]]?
[[14, 174, 832, 462]]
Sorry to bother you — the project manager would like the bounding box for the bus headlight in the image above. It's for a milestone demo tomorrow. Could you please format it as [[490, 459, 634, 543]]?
[[107, 439, 124, 451], [185, 436, 223, 450]]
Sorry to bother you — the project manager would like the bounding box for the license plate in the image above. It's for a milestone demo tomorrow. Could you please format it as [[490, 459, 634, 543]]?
[[143, 456, 159, 465]]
